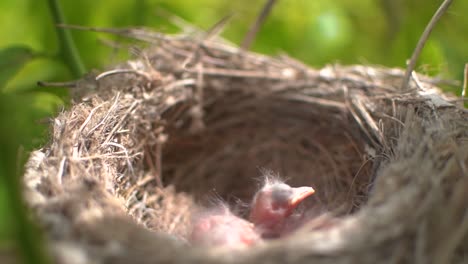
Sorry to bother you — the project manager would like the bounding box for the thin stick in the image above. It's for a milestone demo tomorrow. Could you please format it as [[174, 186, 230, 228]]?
[[57, 24, 168, 43], [202, 13, 233, 42], [401, 0, 454, 91], [462, 63, 467, 106], [37, 80, 77, 87], [241, 0, 277, 51], [144, 147, 163, 188]]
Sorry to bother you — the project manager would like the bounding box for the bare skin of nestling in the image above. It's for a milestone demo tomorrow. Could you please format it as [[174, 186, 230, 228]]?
[[190, 204, 261, 249], [189, 176, 315, 248], [249, 178, 315, 238]]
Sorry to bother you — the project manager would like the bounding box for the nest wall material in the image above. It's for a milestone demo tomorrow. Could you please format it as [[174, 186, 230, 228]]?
[[23, 33, 468, 264]]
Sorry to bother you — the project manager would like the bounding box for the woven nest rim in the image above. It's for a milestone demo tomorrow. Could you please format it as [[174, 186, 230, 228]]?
[[23, 32, 468, 264]]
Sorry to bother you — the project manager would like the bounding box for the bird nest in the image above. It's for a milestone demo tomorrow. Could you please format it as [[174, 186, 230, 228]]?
[[24, 32, 468, 264]]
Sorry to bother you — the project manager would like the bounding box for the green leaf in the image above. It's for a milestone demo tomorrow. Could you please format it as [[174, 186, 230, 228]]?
[[3, 57, 70, 96], [0, 45, 36, 89]]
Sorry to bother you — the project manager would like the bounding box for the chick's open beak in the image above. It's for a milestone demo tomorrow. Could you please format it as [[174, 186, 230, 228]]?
[[288, 186, 315, 208]]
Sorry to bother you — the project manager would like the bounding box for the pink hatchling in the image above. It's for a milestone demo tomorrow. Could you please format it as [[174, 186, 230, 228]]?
[[190, 205, 261, 248], [249, 179, 315, 238]]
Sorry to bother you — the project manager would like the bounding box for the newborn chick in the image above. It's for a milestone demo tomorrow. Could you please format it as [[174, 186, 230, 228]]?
[[190, 204, 261, 249], [249, 178, 315, 238]]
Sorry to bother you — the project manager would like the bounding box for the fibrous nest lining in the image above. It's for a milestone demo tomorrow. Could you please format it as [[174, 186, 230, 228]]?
[[23, 31, 468, 264]]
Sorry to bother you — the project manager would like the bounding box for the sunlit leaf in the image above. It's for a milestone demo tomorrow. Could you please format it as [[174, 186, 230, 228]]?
[[3, 58, 69, 96], [0, 45, 36, 88]]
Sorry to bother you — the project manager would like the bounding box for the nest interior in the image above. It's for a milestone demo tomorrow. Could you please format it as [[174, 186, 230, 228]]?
[[23, 32, 468, 264], [162, 80, 371, 212]]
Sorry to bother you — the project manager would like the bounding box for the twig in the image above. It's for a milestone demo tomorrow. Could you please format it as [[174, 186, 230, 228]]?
[[344, 86, 380, 148], [57, 24, 171, 43], [144, 145, 163, 188], [181, 14, 233, 69], [155, 141, 164, 188], [85, 94, 120, 137], [104, 100, 140, 143], [78, 103, 105, 135], [241, 0, 277, 51], [184, 67, 289, 79], [96, 69, 140, 80], [283, 94, 347, 111], [37, 80, 78, 87], [155, 8, 200, 34], [201, 14, 233, 43], [56, 157, 67, 185], [461, 63, 467, 107], [401, 0, 454, 90]]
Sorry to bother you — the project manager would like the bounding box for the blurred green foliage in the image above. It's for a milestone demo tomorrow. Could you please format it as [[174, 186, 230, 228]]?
[[0, 0, 466, 262]]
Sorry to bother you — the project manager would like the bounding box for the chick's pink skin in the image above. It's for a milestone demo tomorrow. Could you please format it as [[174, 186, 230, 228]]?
[[249, 181, 315, 238], [190, 206, 260, 248]]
